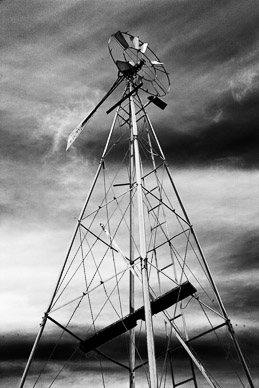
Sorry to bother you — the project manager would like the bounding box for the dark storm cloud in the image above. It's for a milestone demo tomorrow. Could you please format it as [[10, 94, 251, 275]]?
[[217, 230, 259, 316], [224, 230, 259, 272], [159, 86, 259, 168], [163, 0, 259, 68], [2, 324, 258, 371], [1, 0, 258, 168], [74, 82, 259, 168]]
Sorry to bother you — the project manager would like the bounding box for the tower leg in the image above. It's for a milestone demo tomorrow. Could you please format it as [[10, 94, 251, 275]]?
[[19, 314, 47, 388]]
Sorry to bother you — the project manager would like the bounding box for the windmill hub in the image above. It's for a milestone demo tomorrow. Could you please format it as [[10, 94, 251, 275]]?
[[116, 58, 145, 81]]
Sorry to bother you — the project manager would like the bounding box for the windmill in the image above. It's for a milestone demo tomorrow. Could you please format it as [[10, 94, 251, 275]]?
[[19, 31, 255, 388]]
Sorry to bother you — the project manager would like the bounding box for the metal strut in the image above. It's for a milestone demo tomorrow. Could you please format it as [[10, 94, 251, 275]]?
[[130, 89, 157, 388]]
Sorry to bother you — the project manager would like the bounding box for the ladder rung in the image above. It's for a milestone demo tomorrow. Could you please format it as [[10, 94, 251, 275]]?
[[148, 203, 161, 213], [169, 314, 182, 321], [113, 183, 131, 187], [161, 263, 173, 271], [149, 186, 159, 193], [175, 377, 194, 387], [151, 221, 166, 230]]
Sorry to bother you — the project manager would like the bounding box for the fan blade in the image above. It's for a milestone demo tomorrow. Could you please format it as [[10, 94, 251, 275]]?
[[140, 43, 148, 53], [113, 31, 129, 49], [66, 76, 124, 150], [151, 60, 164, 65], [133, 36, 139, 50], [116, 60, 134, 74]]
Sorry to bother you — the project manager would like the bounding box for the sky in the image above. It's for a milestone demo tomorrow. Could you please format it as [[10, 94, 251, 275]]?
[[0, 0, 259, 386]]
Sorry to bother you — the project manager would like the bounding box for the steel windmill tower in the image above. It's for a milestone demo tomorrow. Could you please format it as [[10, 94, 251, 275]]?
[[19, 31, 254, 388]]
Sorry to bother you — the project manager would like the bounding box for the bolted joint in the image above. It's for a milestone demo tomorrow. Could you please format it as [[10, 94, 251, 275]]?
[[141, 257, 148, 270]]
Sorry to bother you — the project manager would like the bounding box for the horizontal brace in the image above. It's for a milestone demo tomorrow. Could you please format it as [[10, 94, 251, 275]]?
[[186, 321, 227, 344], [113, 183, 131, 187], [134, 321, 227, 371], [170, 322, 227, 355]]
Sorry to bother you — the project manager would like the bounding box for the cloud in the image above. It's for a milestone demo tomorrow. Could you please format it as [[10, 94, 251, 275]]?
[[1, 2, 258, 386], [1, 1, 258, 166], [231, 70, 259, 103], [151, 81, 259, 168], [2, 324, 258, 388], [165, 0, 259, 67], [72, 80, 259, 168]]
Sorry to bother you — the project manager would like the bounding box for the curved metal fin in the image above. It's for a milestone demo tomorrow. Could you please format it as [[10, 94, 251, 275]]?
[[133, 36, 139, 50], [151, 60, 164, 65], [140, 42, 148, 53]]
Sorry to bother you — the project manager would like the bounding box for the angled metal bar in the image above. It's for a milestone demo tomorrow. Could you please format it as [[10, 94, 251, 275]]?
[[151, 221, 166, 231], [79, 223, 118, 252], [47, 316, 131, 371], [106, 82, 143, 114], [82, 185, 133, 220], [175, 377, 194, 387], [142, 185, 191, 227], [141, 163, 164, 179], [94, 349, 130, 370], [47, 315, 83, 342], [51, 263, 136, 313], [148, 203, 161, 213], [147, 228, 190, 253]]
